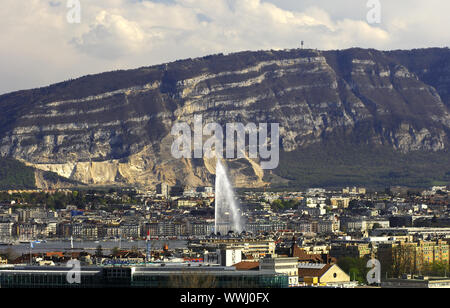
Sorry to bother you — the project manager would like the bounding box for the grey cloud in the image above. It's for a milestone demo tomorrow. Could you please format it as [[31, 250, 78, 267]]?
[[0, 0, 449, 94]]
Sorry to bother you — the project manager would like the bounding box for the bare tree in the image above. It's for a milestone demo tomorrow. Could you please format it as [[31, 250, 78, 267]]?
[[3, 247, 19, 263], [168, 270, 217, 288], [391, 244, 416, 277]]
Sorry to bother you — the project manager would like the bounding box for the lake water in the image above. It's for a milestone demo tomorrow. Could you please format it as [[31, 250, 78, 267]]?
[[0, 239, 188, 255]]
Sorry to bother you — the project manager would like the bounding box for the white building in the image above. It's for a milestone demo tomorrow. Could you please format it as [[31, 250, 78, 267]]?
[[260, 257, 299, 287], [0, 221, 14, 238], [218, 249, 242, 267]]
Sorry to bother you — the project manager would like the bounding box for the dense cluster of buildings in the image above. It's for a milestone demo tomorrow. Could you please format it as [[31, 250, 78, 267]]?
[[0, 184, 449, 288]]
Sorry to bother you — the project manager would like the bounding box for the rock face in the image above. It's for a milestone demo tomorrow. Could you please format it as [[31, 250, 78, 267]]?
[[0, 48, 450, 188]]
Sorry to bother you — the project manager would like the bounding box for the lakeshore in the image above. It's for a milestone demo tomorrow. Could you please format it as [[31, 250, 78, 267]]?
[[0, 239, 188, 254]]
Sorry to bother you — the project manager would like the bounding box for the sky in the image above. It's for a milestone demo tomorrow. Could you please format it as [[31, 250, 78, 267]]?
[[0, 0, 449, 95]]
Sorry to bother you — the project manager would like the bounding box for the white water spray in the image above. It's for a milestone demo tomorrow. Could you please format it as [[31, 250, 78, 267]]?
[[214, 160, 243, 235]]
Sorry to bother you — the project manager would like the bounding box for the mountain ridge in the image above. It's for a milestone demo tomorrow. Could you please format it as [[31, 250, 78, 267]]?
[[1, 47, 450, 189]]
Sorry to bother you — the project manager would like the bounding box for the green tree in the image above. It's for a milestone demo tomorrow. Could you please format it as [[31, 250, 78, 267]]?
[[95, 245, 103, 257], [3, 247, 19, 263], [111, 247, 120, 257], [372, 223, 382, 230], [337, 257, 369, 284]]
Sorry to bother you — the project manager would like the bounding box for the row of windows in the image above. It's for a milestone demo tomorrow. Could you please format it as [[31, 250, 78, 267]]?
[[0, 272, 288, 288], [132, 274, 288, 288], [0, 273, 103, 287]]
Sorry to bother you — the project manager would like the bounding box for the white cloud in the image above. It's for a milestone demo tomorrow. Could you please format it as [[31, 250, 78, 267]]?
[[73, 10, 145, 58], [0, 0, 449, 94]]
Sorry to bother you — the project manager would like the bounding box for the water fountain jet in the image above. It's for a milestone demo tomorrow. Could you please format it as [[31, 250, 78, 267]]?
[[214, 159, 243, 235]]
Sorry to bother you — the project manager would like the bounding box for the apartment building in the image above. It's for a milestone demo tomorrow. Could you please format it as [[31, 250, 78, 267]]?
[[330, 243, 372, 259], [377, 239, 450, 274], [0, 220, 15, 238]]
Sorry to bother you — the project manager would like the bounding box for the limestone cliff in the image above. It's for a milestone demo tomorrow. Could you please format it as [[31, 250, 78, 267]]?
[[1, 48, 450, 188]]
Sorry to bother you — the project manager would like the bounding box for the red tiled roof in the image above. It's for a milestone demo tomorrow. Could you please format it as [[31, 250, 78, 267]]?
[[291, 245, 322, 261], [45, 252, 64, 257], [291, 245, 336, 264], [234, 261, 260, 271], [297, 264, 334, 278]]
